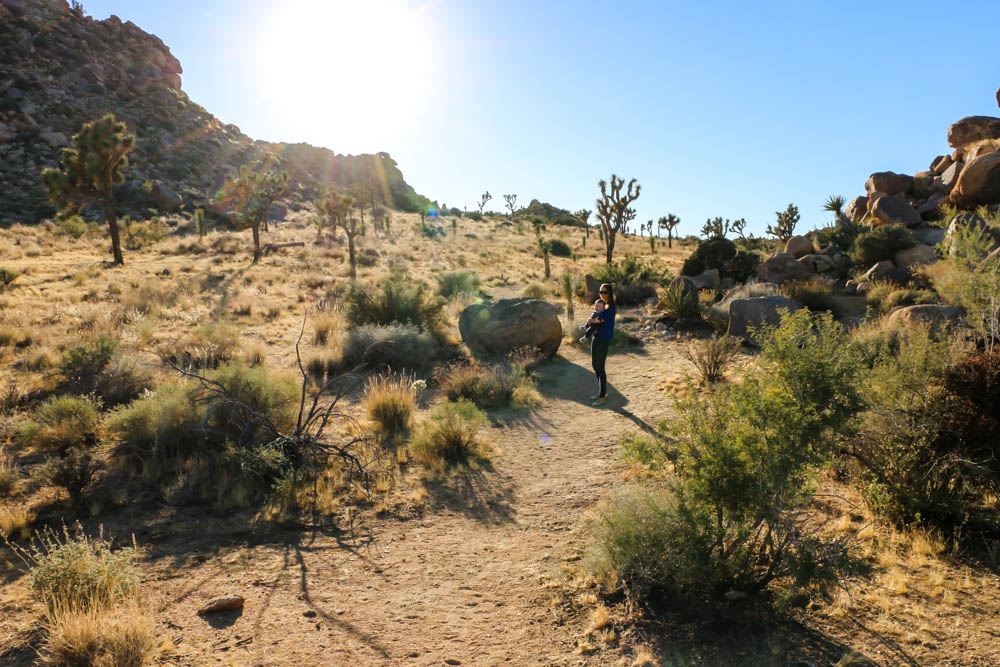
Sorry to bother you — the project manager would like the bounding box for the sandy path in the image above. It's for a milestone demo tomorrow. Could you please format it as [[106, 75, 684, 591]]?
[[148, 340, 686, 665]]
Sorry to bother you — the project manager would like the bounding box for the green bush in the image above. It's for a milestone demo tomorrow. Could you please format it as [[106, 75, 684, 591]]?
[[17, 395, 99, 452], [546, 239, 572, 257], [161, 321, 240, 369], [924, 233, 1000, 346], [522, 283, 548, 299], [849, 223, 916, 268], [592, 255, 671, 287], [592, 310, 863, 604], [92, 354, 152, 407], [345, 274, 444, 330], [44, 448, 99, 502], [26, 524, 139, 611], [60, 337, 117, 394], [681, 237, 735, 277], [409, 399, 489, 466], [337, 324, 439, 372], [0, 267, 19, 291], [436, 270, 480, 298], [105, 381, 200, 464], [55, 216, 93, 239], [681, 238, 760, 282]]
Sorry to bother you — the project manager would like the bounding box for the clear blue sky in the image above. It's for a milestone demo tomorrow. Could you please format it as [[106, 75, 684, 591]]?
[[81, 0, 999, 236]]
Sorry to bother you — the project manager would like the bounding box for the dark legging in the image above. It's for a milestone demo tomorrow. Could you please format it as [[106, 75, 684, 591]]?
[[591, 336, 611, 398]]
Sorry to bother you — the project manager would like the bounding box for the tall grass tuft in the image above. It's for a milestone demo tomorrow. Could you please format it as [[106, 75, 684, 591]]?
[[362, 373, 416, 434], [681, 335, 738, 385], [409, 399, 489, 467]]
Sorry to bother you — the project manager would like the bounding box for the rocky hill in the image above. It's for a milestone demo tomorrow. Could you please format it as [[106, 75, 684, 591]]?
[[0, 0, 428, 226]]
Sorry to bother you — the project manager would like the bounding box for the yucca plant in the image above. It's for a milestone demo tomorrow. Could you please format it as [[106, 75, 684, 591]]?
[[659, 281, 701, 321]]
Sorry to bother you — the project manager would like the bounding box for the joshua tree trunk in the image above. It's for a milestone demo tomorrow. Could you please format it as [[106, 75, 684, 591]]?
[[347, 233, 357, 279], [543, 252, 550, 279], [605, 233, 615, 264], [252, 222, 262, 264], [668, 230, 673, 248], [103, 182, 123, 266]]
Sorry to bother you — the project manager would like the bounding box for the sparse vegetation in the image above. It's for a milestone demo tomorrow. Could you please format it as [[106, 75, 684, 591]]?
[[849, 223, 916, 268], [680, 334, 737, 384], [409, 399, 489, 467], [16, 395, 99, 452], [362, 373, 416, 434]]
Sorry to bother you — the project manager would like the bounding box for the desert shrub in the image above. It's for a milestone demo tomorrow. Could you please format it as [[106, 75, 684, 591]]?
[[847, 327, 971, 526], [521, 282, 548, 299], [312, 310, 341, 346], [437, 270, 480, 298], [44, 449, 100, 502], [362, 373, 415, 433], [681, 238, 760, 283], [680, 335, 737, 384], [466, 211, 484, 222], [782, 278, 843, 317], [345, 273, 444, 330], [55, 216, 92, 239], [59, 337, 117, 394], [593, 255, 671, 288], [92, 354, 152, 407], [924, 231, 1000, 346], [814, 223, 857, 254], [619, 433, 671, 471], [409, 399, 489, 466], [438, 357, 534, 410], [877, 287, 938, 314], [17, 395, 99, 452], [940, 350, 1000, 501], [108, 363, 297, 464], [337, 323, 439, 372], [357, 247, 379, 267], [122, 217, 165, 249], [593, 310, 862, 604], [25, 524, 139, 611], [849, 223, 916, 268], [659, 281, 700, 321], [0, 267, 19, 291], [161, 321, 240, 369], [547, 238, 572, 257], [42, 604, 157, 667], [0, 447, 17, 497]]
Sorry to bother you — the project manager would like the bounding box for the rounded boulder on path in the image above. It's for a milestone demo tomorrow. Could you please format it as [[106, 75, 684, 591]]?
[[459, 297, 563, 356]]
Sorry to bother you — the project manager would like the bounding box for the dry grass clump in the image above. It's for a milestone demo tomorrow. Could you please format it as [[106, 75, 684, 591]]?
[[42, 602, 159, 666], [680, 334, 738, 385], [0, 504, 32, 540], [522, 282, 548, 299], [0, 446, 17, 497], [160, 320, 240, 369], [409, 399, 489, 467], [362, 373, 416, 434]]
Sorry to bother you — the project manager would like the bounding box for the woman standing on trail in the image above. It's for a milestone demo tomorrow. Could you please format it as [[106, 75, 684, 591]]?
[[588, 283, 616, 406]]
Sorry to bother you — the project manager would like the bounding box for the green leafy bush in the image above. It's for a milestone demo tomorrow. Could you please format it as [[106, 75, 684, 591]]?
[[681, 237, 759, 282], [438, 357, 535, 410], [337, 324, 439, 372], [924, 233, 1000, 346], [522, 283, 548, 299], [591, 310, 863, 604], [849, 223, 916, 268], [409, 399, 489, 466], [593, 255, 671, 287], [546, 238, 572, 257], [16, 395, 99, 452], [436, 270, 481, 298], [346, 274, 444, 330]]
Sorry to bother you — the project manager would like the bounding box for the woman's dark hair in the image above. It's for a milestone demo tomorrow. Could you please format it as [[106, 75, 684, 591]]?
[[598, 283, 615, 306]]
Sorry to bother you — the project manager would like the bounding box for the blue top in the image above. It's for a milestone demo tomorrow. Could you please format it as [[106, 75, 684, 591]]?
[[594, 303, 616, 339]]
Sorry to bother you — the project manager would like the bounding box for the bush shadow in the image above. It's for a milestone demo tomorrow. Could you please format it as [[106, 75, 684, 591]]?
[[417, 457, 516, 526]]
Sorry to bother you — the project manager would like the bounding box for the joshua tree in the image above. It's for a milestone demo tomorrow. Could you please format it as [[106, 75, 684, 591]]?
[[595, 174, 640, 264], [561, 272, 574, 320], [41, 113, 135, 266], [767, 203, 800, 243], [574, 208, 592, 238], [532, 218, 551, 279], [729, 217, 748, 240], [659, 213, 680, 248], [823, 194, 851, 231], [195, 208, 208, 238], [316, 192, 360, 277], [701, 217, 727, 239], [216, 161, 288, 264], [478, 190, 492, 215], [504, 193, 517, 219]]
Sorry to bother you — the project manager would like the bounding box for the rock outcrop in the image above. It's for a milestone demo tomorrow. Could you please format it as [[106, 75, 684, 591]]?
[[948, 152, 1000, 208], [947, 116, 1000, 148], [757, 252, 811, 284], [459, 298, 563, 356], [727, 295, 803, 346]]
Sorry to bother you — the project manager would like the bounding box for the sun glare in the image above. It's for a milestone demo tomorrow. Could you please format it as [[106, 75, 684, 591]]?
[[256, 0, 436, 151]]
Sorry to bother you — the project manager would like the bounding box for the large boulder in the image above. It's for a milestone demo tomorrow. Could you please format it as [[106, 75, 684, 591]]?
[[865, 172, 912, 196], [757, 252, 811, 284], [948, 151, 1000, 208], [798, 253, 838, 273], [894, 244, 938, 269], [784, 235, 815, 258], [148, 180, 182, 212], [947, 116, 1000, 148], [708, 282, 782, 324], [871, 195, 922, 227], [930, 154, 954, 175], [727, 296, 804, 346], [940, 161, 964, 189], [917, 193, 946, 220], [912, 225, 946, 246], [459, 298, 562, 356], [966, 143, 998, 163], [845, 196, 868, 224], [886, 305, 962, 333], [687, 268, 720, 292]]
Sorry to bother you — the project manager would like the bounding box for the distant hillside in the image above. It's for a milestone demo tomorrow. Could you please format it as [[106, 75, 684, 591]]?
[[0, 0, 429, 225]]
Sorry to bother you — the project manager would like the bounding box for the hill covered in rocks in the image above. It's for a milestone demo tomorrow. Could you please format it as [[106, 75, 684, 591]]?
[[0, 0, 429, 226]]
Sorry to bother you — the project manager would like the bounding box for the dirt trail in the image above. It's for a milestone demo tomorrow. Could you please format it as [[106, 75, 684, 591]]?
[[148, 341, 686, 665]]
